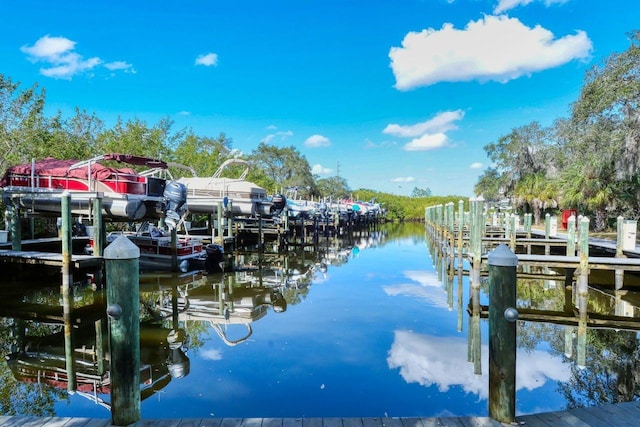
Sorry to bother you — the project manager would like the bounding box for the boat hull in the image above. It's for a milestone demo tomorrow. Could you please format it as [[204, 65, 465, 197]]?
[[3, 188, 166, 220]]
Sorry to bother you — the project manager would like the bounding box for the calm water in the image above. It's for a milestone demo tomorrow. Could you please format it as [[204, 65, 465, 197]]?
[[1, 222, 639, 419]]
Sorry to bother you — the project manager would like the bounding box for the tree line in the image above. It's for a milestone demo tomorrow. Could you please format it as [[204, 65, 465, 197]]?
[[0, 73, 455, 222], [475, 30, 640, 231]]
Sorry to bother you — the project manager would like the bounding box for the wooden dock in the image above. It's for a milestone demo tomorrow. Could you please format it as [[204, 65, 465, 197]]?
[[0, 249, 102, 269], [2, 400, 640, 426]]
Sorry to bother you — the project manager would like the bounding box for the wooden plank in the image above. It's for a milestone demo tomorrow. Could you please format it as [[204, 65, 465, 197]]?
[[178, 420, 207, 427], [596, 403, 639, 425], [566, 407, 611, 427], [433, 418, 463, 427], [399, 418, 424, 427], [342, 418, 363, 427], [513, 414, 556, 427], [199, 419, 224, 427], [282, 419, 303, 427], [456, 417, 503, 427], [132, 419, 183, 427], [361, 418, 383, 427], [263, 418, 284, 427], [380, 417, 403, 427], [610, 401, 640, 417], [547, 410, 592, 426], [80, 419, 111, 427], [242, 418, 265, 427], [3, 417, 49, 427], [220, 419, 245, 427], [523, 411, 574, 427], [575, 405, 636, 426], [322, 418, 343, 427], [416, 418, 443, 427], [301, 418, 321, 427]]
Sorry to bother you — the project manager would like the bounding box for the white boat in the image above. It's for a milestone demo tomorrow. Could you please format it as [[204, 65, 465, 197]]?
[[176, 159, 286, 218]]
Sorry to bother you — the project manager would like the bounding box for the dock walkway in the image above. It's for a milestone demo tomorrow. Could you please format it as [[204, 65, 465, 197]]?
[[2, 400, 640, 427]]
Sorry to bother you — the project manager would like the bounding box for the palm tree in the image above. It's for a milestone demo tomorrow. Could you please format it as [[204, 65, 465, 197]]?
[[514, 172, 559, 225], [560, 163, 616, 231]]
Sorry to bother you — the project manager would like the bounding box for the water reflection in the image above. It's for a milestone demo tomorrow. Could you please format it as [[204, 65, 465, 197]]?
[[386, 330, 570, 399], [426, 226, 640, 413], [0, 226, 388, 418], [4, 222, 640, 419]]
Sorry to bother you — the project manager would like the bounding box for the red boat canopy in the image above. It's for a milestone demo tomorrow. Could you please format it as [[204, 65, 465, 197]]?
[[103, 153, 168, 169], [0, 154, 166, 187]]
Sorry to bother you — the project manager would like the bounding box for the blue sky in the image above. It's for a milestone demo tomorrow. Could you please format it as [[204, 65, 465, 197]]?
[[1, 1, 638, 196]]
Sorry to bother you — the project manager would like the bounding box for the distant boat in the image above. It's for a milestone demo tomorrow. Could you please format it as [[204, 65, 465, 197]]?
[[176, 158, 286, 218], [86, 222, 210, 272], [0, 154, 187, 223]]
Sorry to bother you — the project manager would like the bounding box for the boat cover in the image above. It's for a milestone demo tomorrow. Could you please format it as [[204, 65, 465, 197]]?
[[0, 154, 166, 187]]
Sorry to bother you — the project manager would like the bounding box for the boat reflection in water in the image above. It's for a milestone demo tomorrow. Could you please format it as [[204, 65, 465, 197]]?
[[0, 227, 388, 418]]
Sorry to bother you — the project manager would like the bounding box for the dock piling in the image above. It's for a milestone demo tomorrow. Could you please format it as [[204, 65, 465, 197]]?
[[104, 236, 141, 426], [488, 244, 518, 423]]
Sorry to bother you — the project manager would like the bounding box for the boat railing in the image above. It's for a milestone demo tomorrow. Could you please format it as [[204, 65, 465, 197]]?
[[212, 158, 250, 180]]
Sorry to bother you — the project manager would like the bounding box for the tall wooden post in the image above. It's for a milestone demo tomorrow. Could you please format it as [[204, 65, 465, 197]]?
[[216, 202, 223, 244], [457, 200, 464, 262], [92, 194, 104, 257], [488, 244, 518, 423], [170, 227, 178, 272], [524, 213, 532, 239], [567, 215, 576, 256], [10, 197, 21, 251], [61, 193, 76, 391], [104, 236, 141, 426], [615, 216, 625, 290]]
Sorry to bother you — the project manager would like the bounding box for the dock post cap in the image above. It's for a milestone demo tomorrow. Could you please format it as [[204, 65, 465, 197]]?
[[103, 235, 140, 260], [488, 243, 518, 267]]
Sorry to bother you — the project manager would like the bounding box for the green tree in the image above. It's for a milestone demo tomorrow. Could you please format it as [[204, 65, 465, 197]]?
[[0, 74, 47, 171], [410, 187, 432, 198], [514, 172, 558, 225], [96, 116, 178, 162], [561, 30, 640, 229], [37, 108, 104, 160], [316, 176, 350, 200], [171, 131, 233, 177], [249, 143, 318, 197], [483, 122, 556, 201], [474, 167, 505, 201]]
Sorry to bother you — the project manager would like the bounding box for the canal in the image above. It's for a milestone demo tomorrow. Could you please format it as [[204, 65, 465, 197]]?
[[0, 222, 638, 419]]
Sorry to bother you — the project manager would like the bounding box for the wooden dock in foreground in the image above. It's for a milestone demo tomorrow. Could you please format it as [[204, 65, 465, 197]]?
[[2, 400, 640, 426]]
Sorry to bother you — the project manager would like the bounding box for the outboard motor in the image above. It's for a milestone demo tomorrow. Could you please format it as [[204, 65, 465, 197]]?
[[164, 180, 187, 229], [270, 193, 287, 215], [205, 243, 225, 273], [166, 328, 190, 379]]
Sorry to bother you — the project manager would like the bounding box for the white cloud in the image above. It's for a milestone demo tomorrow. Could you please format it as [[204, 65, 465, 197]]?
[[391, 176, 415, 183], [384, 110, 464, 138], [312, 164, 333, 175], [200, 348, 223, 361], [305, 134, 331, 148], [494, 0, 568, 14], [104, 61, 135, 73], [387, 330, 571, 399], [470, 162, 484, 169], [384, 110, 463, 152], [195, 52, 218, 66], [21, 35, 133, 80], [389, 15, 592, 90], [403, 133, 449, 151], [262, 130, 293, 144]]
